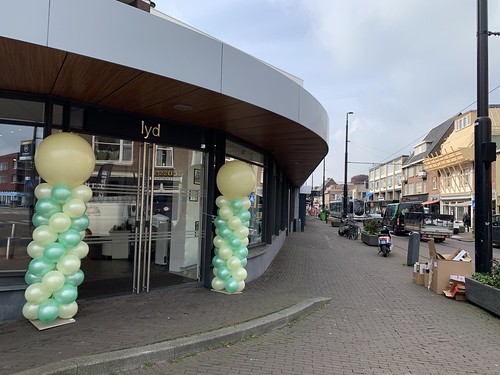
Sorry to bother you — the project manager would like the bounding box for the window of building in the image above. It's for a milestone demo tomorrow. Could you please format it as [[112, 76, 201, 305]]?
[[407, 183, 414, 195], [454, 115, 471, 131], [225, 140, 265, 245], [93, 137, 133, 164], [432, 176, 437, 190], [156, 146, 174, 167], [416, 181, 422, 194], [388, 177, 393, 188]]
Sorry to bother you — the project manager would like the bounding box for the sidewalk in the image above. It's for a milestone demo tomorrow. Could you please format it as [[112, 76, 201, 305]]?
[[1, 217, 499, 375]]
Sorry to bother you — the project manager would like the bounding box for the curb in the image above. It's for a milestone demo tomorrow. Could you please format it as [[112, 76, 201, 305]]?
[[14, 297, 331, 375]]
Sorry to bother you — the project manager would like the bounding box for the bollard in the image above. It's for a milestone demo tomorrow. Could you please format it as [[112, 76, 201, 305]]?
[[407, 232, 420, 266], [5, 223, 16, 259]]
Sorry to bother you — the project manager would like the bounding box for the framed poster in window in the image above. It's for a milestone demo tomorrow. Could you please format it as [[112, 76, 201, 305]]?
[[193, 168, 201, 185]]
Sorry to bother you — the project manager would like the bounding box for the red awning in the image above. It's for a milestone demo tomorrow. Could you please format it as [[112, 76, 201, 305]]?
[[422, 199, 440, 205]]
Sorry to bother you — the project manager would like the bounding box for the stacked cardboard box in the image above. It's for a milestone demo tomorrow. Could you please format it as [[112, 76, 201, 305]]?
[[443, 275, 467, 300], [428, 241, 473, 294], [412, 262, 429, 286]]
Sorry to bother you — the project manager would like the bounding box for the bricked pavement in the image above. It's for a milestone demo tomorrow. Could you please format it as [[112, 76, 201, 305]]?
[[1, 217, 499, 374]]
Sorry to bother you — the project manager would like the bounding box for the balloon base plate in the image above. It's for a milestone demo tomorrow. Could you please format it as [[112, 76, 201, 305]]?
[[211, 289, 242, 295], [30, 317, 76, 331]]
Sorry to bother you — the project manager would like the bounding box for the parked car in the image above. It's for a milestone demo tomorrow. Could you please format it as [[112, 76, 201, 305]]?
[[382, 202, 424, 235]]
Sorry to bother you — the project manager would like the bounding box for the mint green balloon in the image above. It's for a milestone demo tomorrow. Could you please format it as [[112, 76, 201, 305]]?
[[58, 228, 81, 249], [43, 242, 66, 263], [28, 257, 55, 277], [32, 213, 49, 227], [53, 284, 78, 304], [24, 271, 42, 285], [37, 298, 60, 322], [35, 198, 61, 218], [70, 215, 90, 232], [224, 277, 239, 293], [64, 269, 84, 287], [51, 184, 72, 204]]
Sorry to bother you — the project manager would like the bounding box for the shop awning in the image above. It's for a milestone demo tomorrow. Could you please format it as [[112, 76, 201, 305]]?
[[422, 199, 439, 205], [365, 192, 373, 198]]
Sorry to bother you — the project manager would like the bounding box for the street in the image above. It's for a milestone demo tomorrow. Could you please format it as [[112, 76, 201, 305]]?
[[114, 218, 500, 375]]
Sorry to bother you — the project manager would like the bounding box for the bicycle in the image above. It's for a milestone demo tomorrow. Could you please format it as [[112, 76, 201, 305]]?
[[347, 222, 360, 240]]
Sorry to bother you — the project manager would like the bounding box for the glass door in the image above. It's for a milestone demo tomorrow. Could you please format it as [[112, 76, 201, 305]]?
[[78, 137, 205, 299]]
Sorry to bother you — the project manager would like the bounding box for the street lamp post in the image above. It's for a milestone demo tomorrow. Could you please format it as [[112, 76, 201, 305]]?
[[343, 112, 354, 217]]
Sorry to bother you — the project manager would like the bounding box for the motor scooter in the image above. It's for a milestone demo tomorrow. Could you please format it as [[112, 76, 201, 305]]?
[[378, 226, 391, 257]]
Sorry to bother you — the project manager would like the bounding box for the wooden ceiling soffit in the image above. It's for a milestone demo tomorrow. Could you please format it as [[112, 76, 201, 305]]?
[[0, 38, 66, 94]]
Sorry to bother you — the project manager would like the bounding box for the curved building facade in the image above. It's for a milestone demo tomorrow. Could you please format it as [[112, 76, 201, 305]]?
[[0, 0, 329, 322]]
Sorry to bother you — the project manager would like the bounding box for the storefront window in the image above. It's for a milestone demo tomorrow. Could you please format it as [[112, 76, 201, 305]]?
[[93, 137, 133, 164], [156, 146, 174, 167], [226, 141, 264, 245], [0, 124, 42, 271]]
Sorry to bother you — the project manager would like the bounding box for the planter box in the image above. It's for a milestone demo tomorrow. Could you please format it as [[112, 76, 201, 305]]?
[[361, 232, 379, 246], [465, 277, 500, 316]]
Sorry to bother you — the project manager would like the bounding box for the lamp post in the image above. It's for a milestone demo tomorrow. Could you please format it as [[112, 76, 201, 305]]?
[[343, 112, 354, 217]]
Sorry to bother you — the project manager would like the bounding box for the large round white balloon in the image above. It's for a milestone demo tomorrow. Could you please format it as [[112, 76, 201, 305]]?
[[216, 160, 256, 199], [34, 133, 96, 188]]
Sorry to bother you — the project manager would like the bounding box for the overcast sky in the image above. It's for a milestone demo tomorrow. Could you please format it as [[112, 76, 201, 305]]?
[[155, 0, 500, 186]]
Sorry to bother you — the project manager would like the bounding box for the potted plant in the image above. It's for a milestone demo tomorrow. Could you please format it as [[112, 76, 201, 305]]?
[[361, 218, 382, 246], [465, 260, 499, 316]]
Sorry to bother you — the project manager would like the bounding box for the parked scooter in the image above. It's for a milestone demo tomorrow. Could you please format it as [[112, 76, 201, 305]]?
[[378, 226, 392, 257]]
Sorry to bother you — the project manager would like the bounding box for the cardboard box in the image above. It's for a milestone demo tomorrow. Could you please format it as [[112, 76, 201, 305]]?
[[412, 262, 429, 285], [428, 241, 473, 294]]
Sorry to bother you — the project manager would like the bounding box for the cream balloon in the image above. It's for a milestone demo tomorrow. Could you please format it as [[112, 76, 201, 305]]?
[[242, 198, 251, 210], [58, 301, 79, 319], [27, 241, 45, 258], [62, 198, 86, 218], [236, 280, 245, 292], [48, 212, 72, 233], [41, 270, 65, 292], [22, 302, 40, 320], [211, 277, 225, 291], [71, 184, 93, 202], [34, 183, 53, 199], [24, 283, 51, 304], [66, 241, 89, 259], [34, 132, 96, 188], [56, 254, 81, 275], [218, 245, 232, 260], [216, 160, 256, 199], [226, 256, 241, 271], [232, 267, 248, 282], [218, 206, 233, 220], [32, 225, 58, 246], [215, 196, 230, 208]]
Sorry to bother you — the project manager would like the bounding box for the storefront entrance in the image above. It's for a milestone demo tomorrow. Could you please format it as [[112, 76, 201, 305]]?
[[0, 121, 206, 300], [80, 139, 206, 299]]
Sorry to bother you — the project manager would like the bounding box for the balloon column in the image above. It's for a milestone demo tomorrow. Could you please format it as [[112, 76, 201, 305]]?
[[23, 133, 95, 323], [211, 160, 256, 293]]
